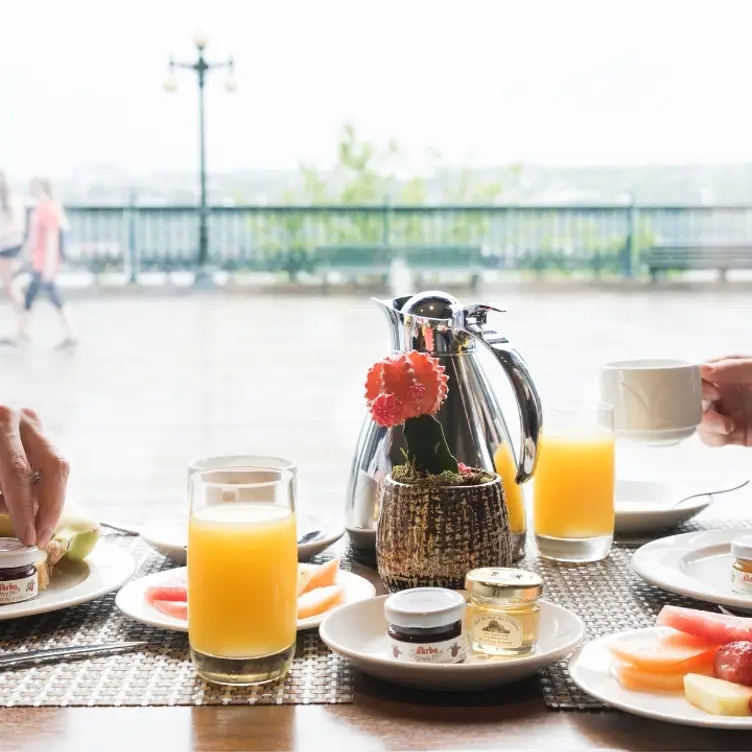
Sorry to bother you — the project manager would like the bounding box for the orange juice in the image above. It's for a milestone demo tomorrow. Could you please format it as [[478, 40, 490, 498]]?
[[493, 442, 527, 535], [533, 432, 615, 539], [188, 503, 298, 658]]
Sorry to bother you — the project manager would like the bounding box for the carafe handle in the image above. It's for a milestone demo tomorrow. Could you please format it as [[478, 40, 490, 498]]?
[[457, 304, 542, 484]]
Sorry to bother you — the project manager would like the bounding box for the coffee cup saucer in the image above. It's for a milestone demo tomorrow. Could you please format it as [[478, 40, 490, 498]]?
[[614, 478, 712, 534]]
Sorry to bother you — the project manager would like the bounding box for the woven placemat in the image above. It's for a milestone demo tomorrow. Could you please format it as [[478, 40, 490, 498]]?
[[535, 517, 752, 710], [0, 537, 352, 707]]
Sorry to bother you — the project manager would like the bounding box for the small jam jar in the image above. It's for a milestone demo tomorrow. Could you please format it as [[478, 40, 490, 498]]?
[[465, 567, 543, 657], [731, 536, 752, 595], [384, 587, 467, 664], [0, 538, 39, 605]]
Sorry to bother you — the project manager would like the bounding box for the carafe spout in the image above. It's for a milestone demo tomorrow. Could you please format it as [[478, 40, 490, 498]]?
[[372, 296, 408, 351]]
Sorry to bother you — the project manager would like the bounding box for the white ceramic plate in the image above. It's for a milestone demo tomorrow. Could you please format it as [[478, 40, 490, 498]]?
[[569, 627, 752, 729], [614, 479, 713, 535], [318, 596, 585, 691], [632, 528, 752, 610], [115, 564, 376, 632], [139, 512, 345, 565], [0, 542, 136, 621]]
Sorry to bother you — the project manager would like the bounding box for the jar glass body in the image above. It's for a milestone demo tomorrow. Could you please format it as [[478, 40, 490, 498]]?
[[465, 592, 540, 656]]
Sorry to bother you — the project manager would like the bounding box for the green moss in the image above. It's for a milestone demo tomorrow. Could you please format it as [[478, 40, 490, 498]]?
[[391, 462, 494, 487]]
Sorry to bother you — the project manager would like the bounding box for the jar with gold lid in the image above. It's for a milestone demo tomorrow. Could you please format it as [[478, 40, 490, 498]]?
[[731, 536, 752, 595], [464, 567, 543, 657]]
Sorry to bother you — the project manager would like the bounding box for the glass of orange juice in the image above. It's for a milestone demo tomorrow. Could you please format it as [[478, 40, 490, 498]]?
[[188, 466, 298, 686], [533, 402, 615, 563]]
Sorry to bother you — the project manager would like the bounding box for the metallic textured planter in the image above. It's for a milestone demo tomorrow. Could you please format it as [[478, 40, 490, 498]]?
[[376, 473, 512, 592]]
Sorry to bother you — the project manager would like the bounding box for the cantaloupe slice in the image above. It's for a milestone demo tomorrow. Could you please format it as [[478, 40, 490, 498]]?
[[612, 660, 714, 693], [609, 628, 717, 673], [298, 565, 315, 595], [301, 558, 340, 594], [297, 584, 344, 620]]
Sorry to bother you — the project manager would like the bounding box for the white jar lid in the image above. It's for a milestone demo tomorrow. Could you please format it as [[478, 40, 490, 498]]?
[[384, 587, 466, 629], [732, 535, 752, 562], [0, 538, 39, 569]]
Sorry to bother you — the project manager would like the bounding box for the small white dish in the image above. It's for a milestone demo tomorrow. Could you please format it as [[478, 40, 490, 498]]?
[[615, 479, 712, 535], [115, 564, 376, 632], [0, 542, 135, 621], [632, 529, 752, 610], [139, 512, 345, 565], [569, 627, 752, 729], [318, 596, 584, 691]]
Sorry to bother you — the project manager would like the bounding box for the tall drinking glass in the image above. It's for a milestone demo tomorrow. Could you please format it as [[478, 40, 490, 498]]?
[[188, 467, 297, 686], [533, 402, 615, 563]]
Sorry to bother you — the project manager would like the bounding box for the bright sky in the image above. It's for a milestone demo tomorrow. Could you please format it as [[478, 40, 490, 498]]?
[[2, 0, 752, 178]]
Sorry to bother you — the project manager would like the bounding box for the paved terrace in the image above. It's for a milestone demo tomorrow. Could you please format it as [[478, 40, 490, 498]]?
[[1, 286, 750, 525]]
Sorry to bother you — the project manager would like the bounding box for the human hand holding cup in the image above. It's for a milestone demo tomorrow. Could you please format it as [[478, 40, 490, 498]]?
[[698, 355, 752, 448]]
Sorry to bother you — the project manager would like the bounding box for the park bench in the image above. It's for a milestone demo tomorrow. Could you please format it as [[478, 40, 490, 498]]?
[[402, 245, 483, 291], [311, 245, 484, 292], [645, 243, 752, 282], [311, 245, 392, 291]]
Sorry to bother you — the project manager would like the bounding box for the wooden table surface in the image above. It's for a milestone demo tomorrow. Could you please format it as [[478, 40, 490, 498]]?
[[5, 290, 752, 751]]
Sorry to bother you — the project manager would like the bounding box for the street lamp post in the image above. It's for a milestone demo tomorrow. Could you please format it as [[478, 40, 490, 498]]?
[[164, 33, 237, 284]]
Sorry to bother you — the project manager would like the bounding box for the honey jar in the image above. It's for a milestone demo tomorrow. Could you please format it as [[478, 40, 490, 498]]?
[[464, 567, 543, 657], [731, 536, 752, 595]]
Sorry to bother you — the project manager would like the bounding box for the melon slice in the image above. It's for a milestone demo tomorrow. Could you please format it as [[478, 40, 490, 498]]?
[[297, 584, 344, 620], [612, 660, 714, 692], [658, 606, 752, 646], [684, 673, 752, 716], [300, 558, 340, 594], [298, 565, 315, 595], [145, 585, 187, 604], [151, 600, 188, 621], [608, 628, 717, 673]]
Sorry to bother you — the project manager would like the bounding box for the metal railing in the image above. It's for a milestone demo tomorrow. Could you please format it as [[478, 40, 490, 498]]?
[[58, 204, 752, 280]]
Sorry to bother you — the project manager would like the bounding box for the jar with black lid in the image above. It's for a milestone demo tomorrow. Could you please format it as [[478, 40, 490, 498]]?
[[384, 587, 467, 664], [0, 538, 39, 605]]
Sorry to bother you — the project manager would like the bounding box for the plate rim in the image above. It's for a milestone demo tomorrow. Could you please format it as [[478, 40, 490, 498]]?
[[318, 595, 585, 674], [631, 528, 752, 609], [115, 565, 376, 633], [139, 512, 346, 560], [0, 542, 136, 621], [569, 628, 752, 729]]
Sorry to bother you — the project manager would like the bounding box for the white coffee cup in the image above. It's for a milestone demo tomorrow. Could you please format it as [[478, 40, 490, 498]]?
[[599, 359, 702, 445]]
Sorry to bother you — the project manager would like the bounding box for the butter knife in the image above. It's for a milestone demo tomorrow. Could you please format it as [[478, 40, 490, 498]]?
[[0, 641, 148, 668]]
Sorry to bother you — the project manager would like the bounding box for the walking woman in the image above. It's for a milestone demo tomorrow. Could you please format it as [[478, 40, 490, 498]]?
[[17, 177, 77, 348], [0, 170, 26, 311]]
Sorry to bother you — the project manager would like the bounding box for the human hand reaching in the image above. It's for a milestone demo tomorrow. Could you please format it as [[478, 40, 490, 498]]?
[[699, 355, 752, 448], [0, 407, 69, 548]]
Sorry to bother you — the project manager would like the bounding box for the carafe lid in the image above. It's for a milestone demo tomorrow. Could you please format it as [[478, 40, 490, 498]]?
[[399, 290, 459, 321]]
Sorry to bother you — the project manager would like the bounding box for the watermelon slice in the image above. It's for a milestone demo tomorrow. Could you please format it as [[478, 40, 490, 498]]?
[[145, 584, 187, 604], [657, 606, 752, 645], [151, 600, 188, 621]]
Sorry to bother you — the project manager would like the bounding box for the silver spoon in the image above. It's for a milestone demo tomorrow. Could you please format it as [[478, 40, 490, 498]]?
[[718, 605, 752, 618], [670, 478, 750, 508]]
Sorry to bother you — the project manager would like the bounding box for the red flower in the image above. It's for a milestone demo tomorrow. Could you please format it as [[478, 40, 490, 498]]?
[[365, 351, 448, 426], [457, 462, 473, 474]]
